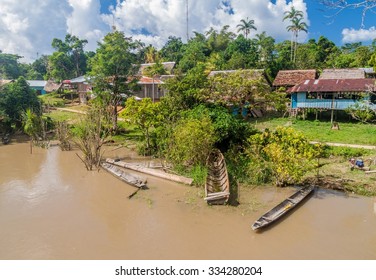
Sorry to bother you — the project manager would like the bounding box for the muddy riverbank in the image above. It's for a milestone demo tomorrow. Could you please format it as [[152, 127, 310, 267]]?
[[1, 142, 376, 259]]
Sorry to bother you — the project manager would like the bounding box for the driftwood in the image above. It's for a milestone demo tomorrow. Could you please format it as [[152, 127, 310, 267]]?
[[106, 158, 193, 185], [365, 170, 376, 174]]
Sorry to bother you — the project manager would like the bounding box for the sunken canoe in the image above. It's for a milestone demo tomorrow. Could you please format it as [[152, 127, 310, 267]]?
[[204, 149, 230, 205], [251, 185, 315, 231], [101, 162, 147, 189]]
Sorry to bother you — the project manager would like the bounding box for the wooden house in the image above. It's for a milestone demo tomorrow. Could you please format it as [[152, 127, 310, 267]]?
[[133, 75, 174, 102], [132, 62, 176, 102], [70, 76, 92, 104], [26, 80, 47, 95], [289, 78, 376, 121]]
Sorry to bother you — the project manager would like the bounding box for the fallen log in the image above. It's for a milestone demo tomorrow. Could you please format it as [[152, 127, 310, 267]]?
[[106, 158, 194, 185]]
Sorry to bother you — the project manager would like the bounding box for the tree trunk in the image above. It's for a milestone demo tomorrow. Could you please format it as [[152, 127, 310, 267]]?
[[112, 104, 118, 132]]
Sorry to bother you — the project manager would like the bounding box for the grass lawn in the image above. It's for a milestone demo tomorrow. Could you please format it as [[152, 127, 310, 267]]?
[[252, 117, 376, 145], [45, 110, 82, 123], [38, 94, 66, 107]]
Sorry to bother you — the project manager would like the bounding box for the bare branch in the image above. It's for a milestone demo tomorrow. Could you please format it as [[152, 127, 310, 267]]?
[[320, 0, 376, 27]]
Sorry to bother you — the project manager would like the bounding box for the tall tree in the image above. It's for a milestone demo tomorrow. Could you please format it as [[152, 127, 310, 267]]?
[[0, 51, 23, 79], [287, 17, 308, 63], [160, 36, 184, 63], [47, 34, 88, 81], [0, 77, 40, 130], [236, 17, 257, 39], [255, 31, 275, 68], [283, 6, 304, 62], [89, 31, 139, 131], [283, 6, 307, 63]]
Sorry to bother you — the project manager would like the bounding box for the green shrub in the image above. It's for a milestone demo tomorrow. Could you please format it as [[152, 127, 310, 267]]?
[[167, 116, 216, 166], [246, 127, 320, 186]]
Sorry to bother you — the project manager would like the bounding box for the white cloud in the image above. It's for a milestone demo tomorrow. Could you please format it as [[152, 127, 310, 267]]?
[[0, 0, 72, 62], [342, 27, 376, 43], [0, 0, 310, 63], [67, 0, 109, 51], [107, 0, 309, 47]]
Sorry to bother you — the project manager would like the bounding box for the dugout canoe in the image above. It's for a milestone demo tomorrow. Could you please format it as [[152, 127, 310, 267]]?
[[204, 149, 230, 205], [101, 162, 147, 189], [251, 185, 315, 231]]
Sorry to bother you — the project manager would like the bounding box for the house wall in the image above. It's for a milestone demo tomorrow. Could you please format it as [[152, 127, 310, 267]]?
[[134, 84, 164, 101], [31, 86, 46, 95], [291, 92, 376, 110]]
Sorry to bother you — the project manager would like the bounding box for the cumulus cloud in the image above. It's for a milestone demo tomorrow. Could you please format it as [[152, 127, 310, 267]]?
[[342, 27, 376, 43], [0, 0, 72, 62], [0, 0, 310, 62], [67, 0, 109, 51], [106, 0, 309, 48]]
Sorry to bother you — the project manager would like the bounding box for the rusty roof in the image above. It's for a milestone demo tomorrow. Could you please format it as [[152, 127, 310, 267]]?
[[319, 68, 365, 79], [137, 76, 164, 84], [290, 79, 376, 93], [273, 70, 317, 87]]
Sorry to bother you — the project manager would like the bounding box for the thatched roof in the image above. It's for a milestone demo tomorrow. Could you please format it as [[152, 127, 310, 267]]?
[[0, 79, 13, 87], [138, 62, 176, 75], [319, 68, 365, 79], [208, 69, 272, 85], [44, 81, 61, 92], [273, 70, 317, 87]]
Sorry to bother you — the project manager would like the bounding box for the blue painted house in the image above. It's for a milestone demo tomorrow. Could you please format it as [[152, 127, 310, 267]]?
[[27, 80, 47, 95], [289, 78, 376, 111]]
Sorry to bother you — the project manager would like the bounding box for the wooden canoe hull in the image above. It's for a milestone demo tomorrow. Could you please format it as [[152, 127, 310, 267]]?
[[101, 162, 147, 189], [205, 150, 230, 205], [251, 186, 315, 230]]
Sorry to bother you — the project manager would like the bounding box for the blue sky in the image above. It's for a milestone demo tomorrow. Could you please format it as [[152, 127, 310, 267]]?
[[1, 0, 375, 62]]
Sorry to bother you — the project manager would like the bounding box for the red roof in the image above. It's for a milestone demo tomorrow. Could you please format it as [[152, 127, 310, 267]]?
[[137, 76, 163, 84], [289, 79, 376, 93]]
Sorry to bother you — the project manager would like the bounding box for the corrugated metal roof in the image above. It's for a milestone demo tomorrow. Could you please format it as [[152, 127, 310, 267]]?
[[290, 79, 376, 93], [70, 76, 87, 83], [273, 69, 317, 87], [27, 80, 47, 87]]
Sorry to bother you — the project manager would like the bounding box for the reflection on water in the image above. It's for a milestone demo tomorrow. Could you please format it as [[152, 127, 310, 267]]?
[[0, 143, 376, 260]]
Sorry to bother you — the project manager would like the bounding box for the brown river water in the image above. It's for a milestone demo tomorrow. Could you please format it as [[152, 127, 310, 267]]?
[[1, 140, 376, 260]]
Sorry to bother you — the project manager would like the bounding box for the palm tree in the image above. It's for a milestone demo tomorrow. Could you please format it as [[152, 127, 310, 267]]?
[[287, 17, 308, 63], [283, 6, 303, 21], [237, 17, 257, 39], [283, 6, 306, 62]]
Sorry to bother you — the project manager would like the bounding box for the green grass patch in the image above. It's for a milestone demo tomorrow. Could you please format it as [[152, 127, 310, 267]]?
[[39, 93, 66, 107], [252, 117, 376, 145], [45, 110, 80, 122]]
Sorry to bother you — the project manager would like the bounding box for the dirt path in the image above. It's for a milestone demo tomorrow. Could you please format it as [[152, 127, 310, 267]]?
[[310, 141, 376, 150], [55, 107, 125, 121]]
